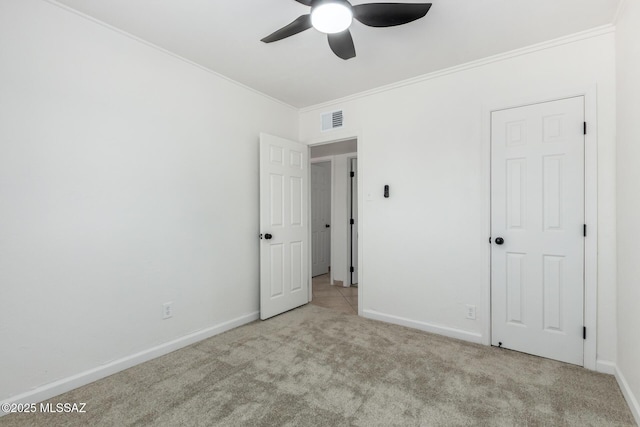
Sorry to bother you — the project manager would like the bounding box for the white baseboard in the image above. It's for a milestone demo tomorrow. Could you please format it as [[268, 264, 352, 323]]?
[[362, 309, 483, 344], [1, 311, 259, 413], [596, 359, 617, 375], [615, 366, 640, 426]]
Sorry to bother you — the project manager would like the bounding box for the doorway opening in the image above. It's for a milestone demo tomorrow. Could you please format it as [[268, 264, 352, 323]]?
[[309, 138, 359, 315], [311, 161, 331, 278]]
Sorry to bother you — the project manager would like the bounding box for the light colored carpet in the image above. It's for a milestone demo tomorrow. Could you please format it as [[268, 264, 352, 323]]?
[[2, 305, 635, 426]]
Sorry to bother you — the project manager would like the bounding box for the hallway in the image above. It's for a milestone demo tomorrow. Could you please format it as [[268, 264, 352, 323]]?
[[309, 274, 358, 315]]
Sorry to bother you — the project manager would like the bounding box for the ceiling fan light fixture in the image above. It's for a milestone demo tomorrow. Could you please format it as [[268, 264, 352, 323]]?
[[311, 2, 353, 34], [261, 1, 433, 60]]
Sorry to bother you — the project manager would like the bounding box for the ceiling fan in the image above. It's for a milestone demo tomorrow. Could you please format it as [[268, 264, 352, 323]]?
[[261, 0, 432, 60]]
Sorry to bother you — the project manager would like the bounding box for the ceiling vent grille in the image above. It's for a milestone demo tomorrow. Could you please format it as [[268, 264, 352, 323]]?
[[321, 110, 343, 132]]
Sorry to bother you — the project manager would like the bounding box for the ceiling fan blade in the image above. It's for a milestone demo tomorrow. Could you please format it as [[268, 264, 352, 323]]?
[[294, 0, 312, 5], [327, 30, 356, 60], [353, 3, 432, 27], [261, 15, 312, 43]]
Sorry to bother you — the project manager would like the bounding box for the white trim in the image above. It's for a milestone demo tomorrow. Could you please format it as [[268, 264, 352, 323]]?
[[306, 145, 313, 302], [310, 156, 335, 163], [0, 311, 259, 412], [582, 86, 599, 371], [300, 25, 614, 113], [596, 360, 617, 375], [613, 0, 630, 25], [356, 136, 363, 316], [306, 133, 362, 148], [482, 86, 599, 370], [347, 154, 358, 287], [481, 100, 493, 346], [43, 0, 296, 111], [363, 309, 484, 344], [594, 361, 640, 423], [615, 366, 640, 426], [45, 0, 617, 113]]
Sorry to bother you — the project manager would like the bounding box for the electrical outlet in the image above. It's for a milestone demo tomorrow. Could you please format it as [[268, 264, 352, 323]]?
[[162, 302, 173, 320], [466, 304, 476, 320]]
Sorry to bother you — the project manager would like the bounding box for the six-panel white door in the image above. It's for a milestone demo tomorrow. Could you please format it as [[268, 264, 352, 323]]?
[[311, 162, 331, 277], [259, 133, 309, 320], [491, 97, 585, 365]]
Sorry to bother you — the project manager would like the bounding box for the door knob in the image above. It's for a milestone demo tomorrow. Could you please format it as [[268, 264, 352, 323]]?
[[495, 237, 504, 245], [325, 224, 330, 228], [264, 233, 273, 240]]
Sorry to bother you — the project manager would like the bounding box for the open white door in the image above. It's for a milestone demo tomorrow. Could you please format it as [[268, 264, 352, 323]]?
[[311, 162, 331, 277], [260, 133, 309, 320], [491, 97, 585, 365]]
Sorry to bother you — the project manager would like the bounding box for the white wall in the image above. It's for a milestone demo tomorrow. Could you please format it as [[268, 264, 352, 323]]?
[[0, 0, 628, 410], [300, 30, 617, 364], [0, 0, 297, 402], [615, 0, 640, 422]]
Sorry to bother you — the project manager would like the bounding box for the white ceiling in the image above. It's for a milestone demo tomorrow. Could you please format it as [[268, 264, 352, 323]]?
[[51, 0, 620, 108]]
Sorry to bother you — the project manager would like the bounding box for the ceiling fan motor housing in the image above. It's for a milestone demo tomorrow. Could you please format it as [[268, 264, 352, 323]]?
[[262, 0, 432, 60], [311, 0, 354, 34], [310, 0, 352, 12]]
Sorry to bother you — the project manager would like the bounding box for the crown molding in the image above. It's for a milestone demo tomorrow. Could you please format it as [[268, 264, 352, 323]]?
[[613, 0, 629, 25], [300, 24, 615, 113], [40, 0, 618, 115], [43, 0, 298, 111]]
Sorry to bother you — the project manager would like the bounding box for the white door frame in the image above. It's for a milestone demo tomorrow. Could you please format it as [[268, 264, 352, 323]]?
[[311, 157, 335, 283], [482, 86, 598, 370], [306, 134, 362, 316], [348, 155, 358, 285]]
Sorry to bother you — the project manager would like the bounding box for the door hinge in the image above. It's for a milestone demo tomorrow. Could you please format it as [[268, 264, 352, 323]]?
[[584, 122, 587, 135], [489, 237, 492, 244], [583, 326, 587, 340], [350, 266, 355, 273], [350, 171, 355, 178], [583, 224, 587, 237], [350, 218, 355, 225]]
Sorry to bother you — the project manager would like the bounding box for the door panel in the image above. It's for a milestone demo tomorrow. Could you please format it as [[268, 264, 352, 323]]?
[[270, 174, 284, 226], [506, 158, 526, 229], [506, 252, 525, 325], [543, 255, 564, 331], [491, 97, 584, 365], [260, 133, 309, 320], [543, 156, 563, 230], [270, 244, 284, 297]]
